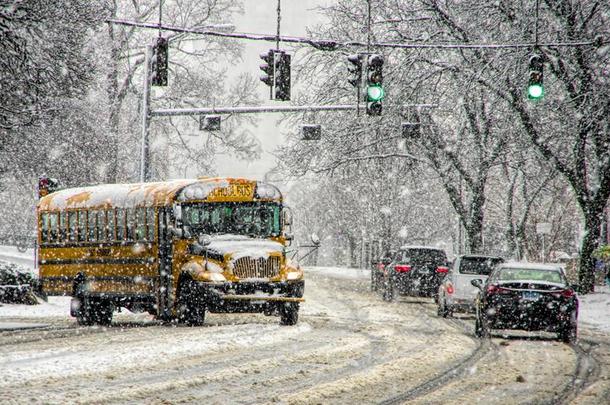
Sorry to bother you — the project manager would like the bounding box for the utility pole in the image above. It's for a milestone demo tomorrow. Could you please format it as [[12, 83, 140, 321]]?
[[140, 45, 152, 182]]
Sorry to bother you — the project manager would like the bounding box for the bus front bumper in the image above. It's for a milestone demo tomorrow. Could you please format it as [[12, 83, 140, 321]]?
[[196, 280, 305, 313]]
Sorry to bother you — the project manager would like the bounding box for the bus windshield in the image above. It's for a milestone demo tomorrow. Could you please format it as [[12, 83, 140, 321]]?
[[182, 202, 281, 238]]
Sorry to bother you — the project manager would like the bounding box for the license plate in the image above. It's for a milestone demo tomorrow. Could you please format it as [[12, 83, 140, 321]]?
[[521, 291, 540, 301]]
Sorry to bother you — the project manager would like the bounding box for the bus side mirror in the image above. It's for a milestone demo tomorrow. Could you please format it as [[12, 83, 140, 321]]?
[[310, 233, 320, 246], [168, 225, 183, 239], [198, 234, 212, 247], [282, 206, 293, 227]]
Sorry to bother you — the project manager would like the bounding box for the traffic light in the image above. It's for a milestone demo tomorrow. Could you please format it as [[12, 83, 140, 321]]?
[[151, 37, 168, 86], [527, 53, 544, 100], [259, 50, 275, 91], [401, 122, 420, 139], [347, 54, 363, 88], [366, 54, 384, 115], [38, 175, 60, 198], [274, 51, 291, 101]]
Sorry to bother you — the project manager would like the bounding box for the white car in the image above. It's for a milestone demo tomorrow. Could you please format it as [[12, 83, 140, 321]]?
[[437, 255, 504, 317]]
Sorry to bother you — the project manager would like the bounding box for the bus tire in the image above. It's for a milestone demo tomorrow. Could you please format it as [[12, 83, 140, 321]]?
[[279, 302, 299, 326], [75, 296, 94, 326], [93, 298, 113, 326], [177, 278, 205, 326]]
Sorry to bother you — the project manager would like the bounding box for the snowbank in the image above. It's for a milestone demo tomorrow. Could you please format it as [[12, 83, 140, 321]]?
[[578, 284, 610, 333], [304, 266, 370, 280], [0, 296, 71, 318]]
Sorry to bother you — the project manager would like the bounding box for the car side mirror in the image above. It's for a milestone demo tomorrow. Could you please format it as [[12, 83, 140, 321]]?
[[570, 283, 579, 291], [471, 279, 483, 289]]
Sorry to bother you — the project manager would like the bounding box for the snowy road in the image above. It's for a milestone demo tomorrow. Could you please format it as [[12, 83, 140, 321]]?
[[1, 268, 610, 404]]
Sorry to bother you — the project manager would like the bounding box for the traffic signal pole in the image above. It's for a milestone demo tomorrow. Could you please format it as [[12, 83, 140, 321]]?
[[150, 103, 437, 117], [140, 45, 152, 182]]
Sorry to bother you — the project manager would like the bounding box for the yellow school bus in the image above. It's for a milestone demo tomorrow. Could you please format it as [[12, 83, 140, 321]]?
[[37, 177, 304, 326]]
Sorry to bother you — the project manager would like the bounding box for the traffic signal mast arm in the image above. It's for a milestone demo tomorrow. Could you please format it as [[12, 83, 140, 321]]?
[[107, 19, 600, 51]]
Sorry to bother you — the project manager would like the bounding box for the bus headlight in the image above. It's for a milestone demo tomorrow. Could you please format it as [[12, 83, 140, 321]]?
[[287, 271, 302, 281], [207, 272, 226, 282]]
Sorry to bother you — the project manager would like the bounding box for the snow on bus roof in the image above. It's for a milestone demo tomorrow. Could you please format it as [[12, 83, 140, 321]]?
[[37, 177, 275, 211]]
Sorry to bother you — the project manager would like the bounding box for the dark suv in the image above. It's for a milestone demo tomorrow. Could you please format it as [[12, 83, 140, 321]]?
[[379, 246, 449, 301]]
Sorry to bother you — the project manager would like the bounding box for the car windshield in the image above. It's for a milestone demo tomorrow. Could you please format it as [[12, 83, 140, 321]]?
[[399, 249, 446, 265], [459, 257, 503, 275], [182, 202, 281, 238], [494, 268, 566, 284]]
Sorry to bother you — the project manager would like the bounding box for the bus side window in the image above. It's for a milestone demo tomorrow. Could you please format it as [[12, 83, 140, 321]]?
[[78, 211, 87, 242], [116, 209, 125, 241], [135, 208, 146, 241], [48, 213, 58, 242], [146, 208, 155, 241], [107, 209, 116, 241], [98, 211, 107, 243], [41, 213, 49, 243], [68, 211, 77, 242], [59, 211, 68, 243], [88, 211, 97, 242], [126, 208, 135, 241]]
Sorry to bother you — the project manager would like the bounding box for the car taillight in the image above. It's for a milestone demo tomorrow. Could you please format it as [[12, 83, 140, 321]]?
[[435, 266, 449, 274], [395, 264, 411, 273], [377, 263, 385, 271], [446, 283, 454, 294], [560, 289, 575, 298]]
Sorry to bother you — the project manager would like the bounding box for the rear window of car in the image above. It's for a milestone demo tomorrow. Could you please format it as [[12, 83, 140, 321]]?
[[399, 249, 447, 265], [459, 257, 503, 275], [494, 268, 566, 284]]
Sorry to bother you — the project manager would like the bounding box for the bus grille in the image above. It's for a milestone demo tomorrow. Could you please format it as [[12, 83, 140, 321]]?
[[233, 256, 280, 279]]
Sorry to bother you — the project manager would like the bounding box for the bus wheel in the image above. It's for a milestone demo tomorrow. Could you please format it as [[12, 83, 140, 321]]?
[[93, 299, 113, 326], [74, 297, 113, 326], [74, 295, 95, 326], [177, 279, 205, 326], [279, 302, 299, 326]]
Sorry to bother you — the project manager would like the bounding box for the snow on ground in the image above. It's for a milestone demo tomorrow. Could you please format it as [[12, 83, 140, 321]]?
[[0, 321, 313, 386], [0, 296, 71, 318], [304, 266, 369, 280], [578, 284, 610, 333]]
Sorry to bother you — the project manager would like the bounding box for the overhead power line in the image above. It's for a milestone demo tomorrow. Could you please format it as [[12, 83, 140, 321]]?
[[106, 18, 600, 51]]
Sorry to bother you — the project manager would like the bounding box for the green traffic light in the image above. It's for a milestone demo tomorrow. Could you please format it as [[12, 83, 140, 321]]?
[[527, 84, 544, 100], [367, 85, 385, 101]]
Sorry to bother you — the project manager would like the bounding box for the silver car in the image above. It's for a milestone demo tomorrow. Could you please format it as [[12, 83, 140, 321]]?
[[437, 255, 504, 317]]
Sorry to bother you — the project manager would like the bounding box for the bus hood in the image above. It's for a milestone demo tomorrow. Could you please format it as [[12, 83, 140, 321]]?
[[204, 235, 284, 260]]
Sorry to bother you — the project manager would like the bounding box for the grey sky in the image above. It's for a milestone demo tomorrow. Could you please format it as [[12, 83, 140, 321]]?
[[214, 0, 330, 180]]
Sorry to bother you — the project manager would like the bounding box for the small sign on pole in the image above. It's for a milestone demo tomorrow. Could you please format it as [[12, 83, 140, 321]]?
[[200, 115, 221, 131], [301, 124, 321, 141], [536, 222, 552, 235]]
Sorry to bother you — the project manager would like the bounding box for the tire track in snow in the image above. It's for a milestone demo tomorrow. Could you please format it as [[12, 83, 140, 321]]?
[[550, 338, 601, 404]]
